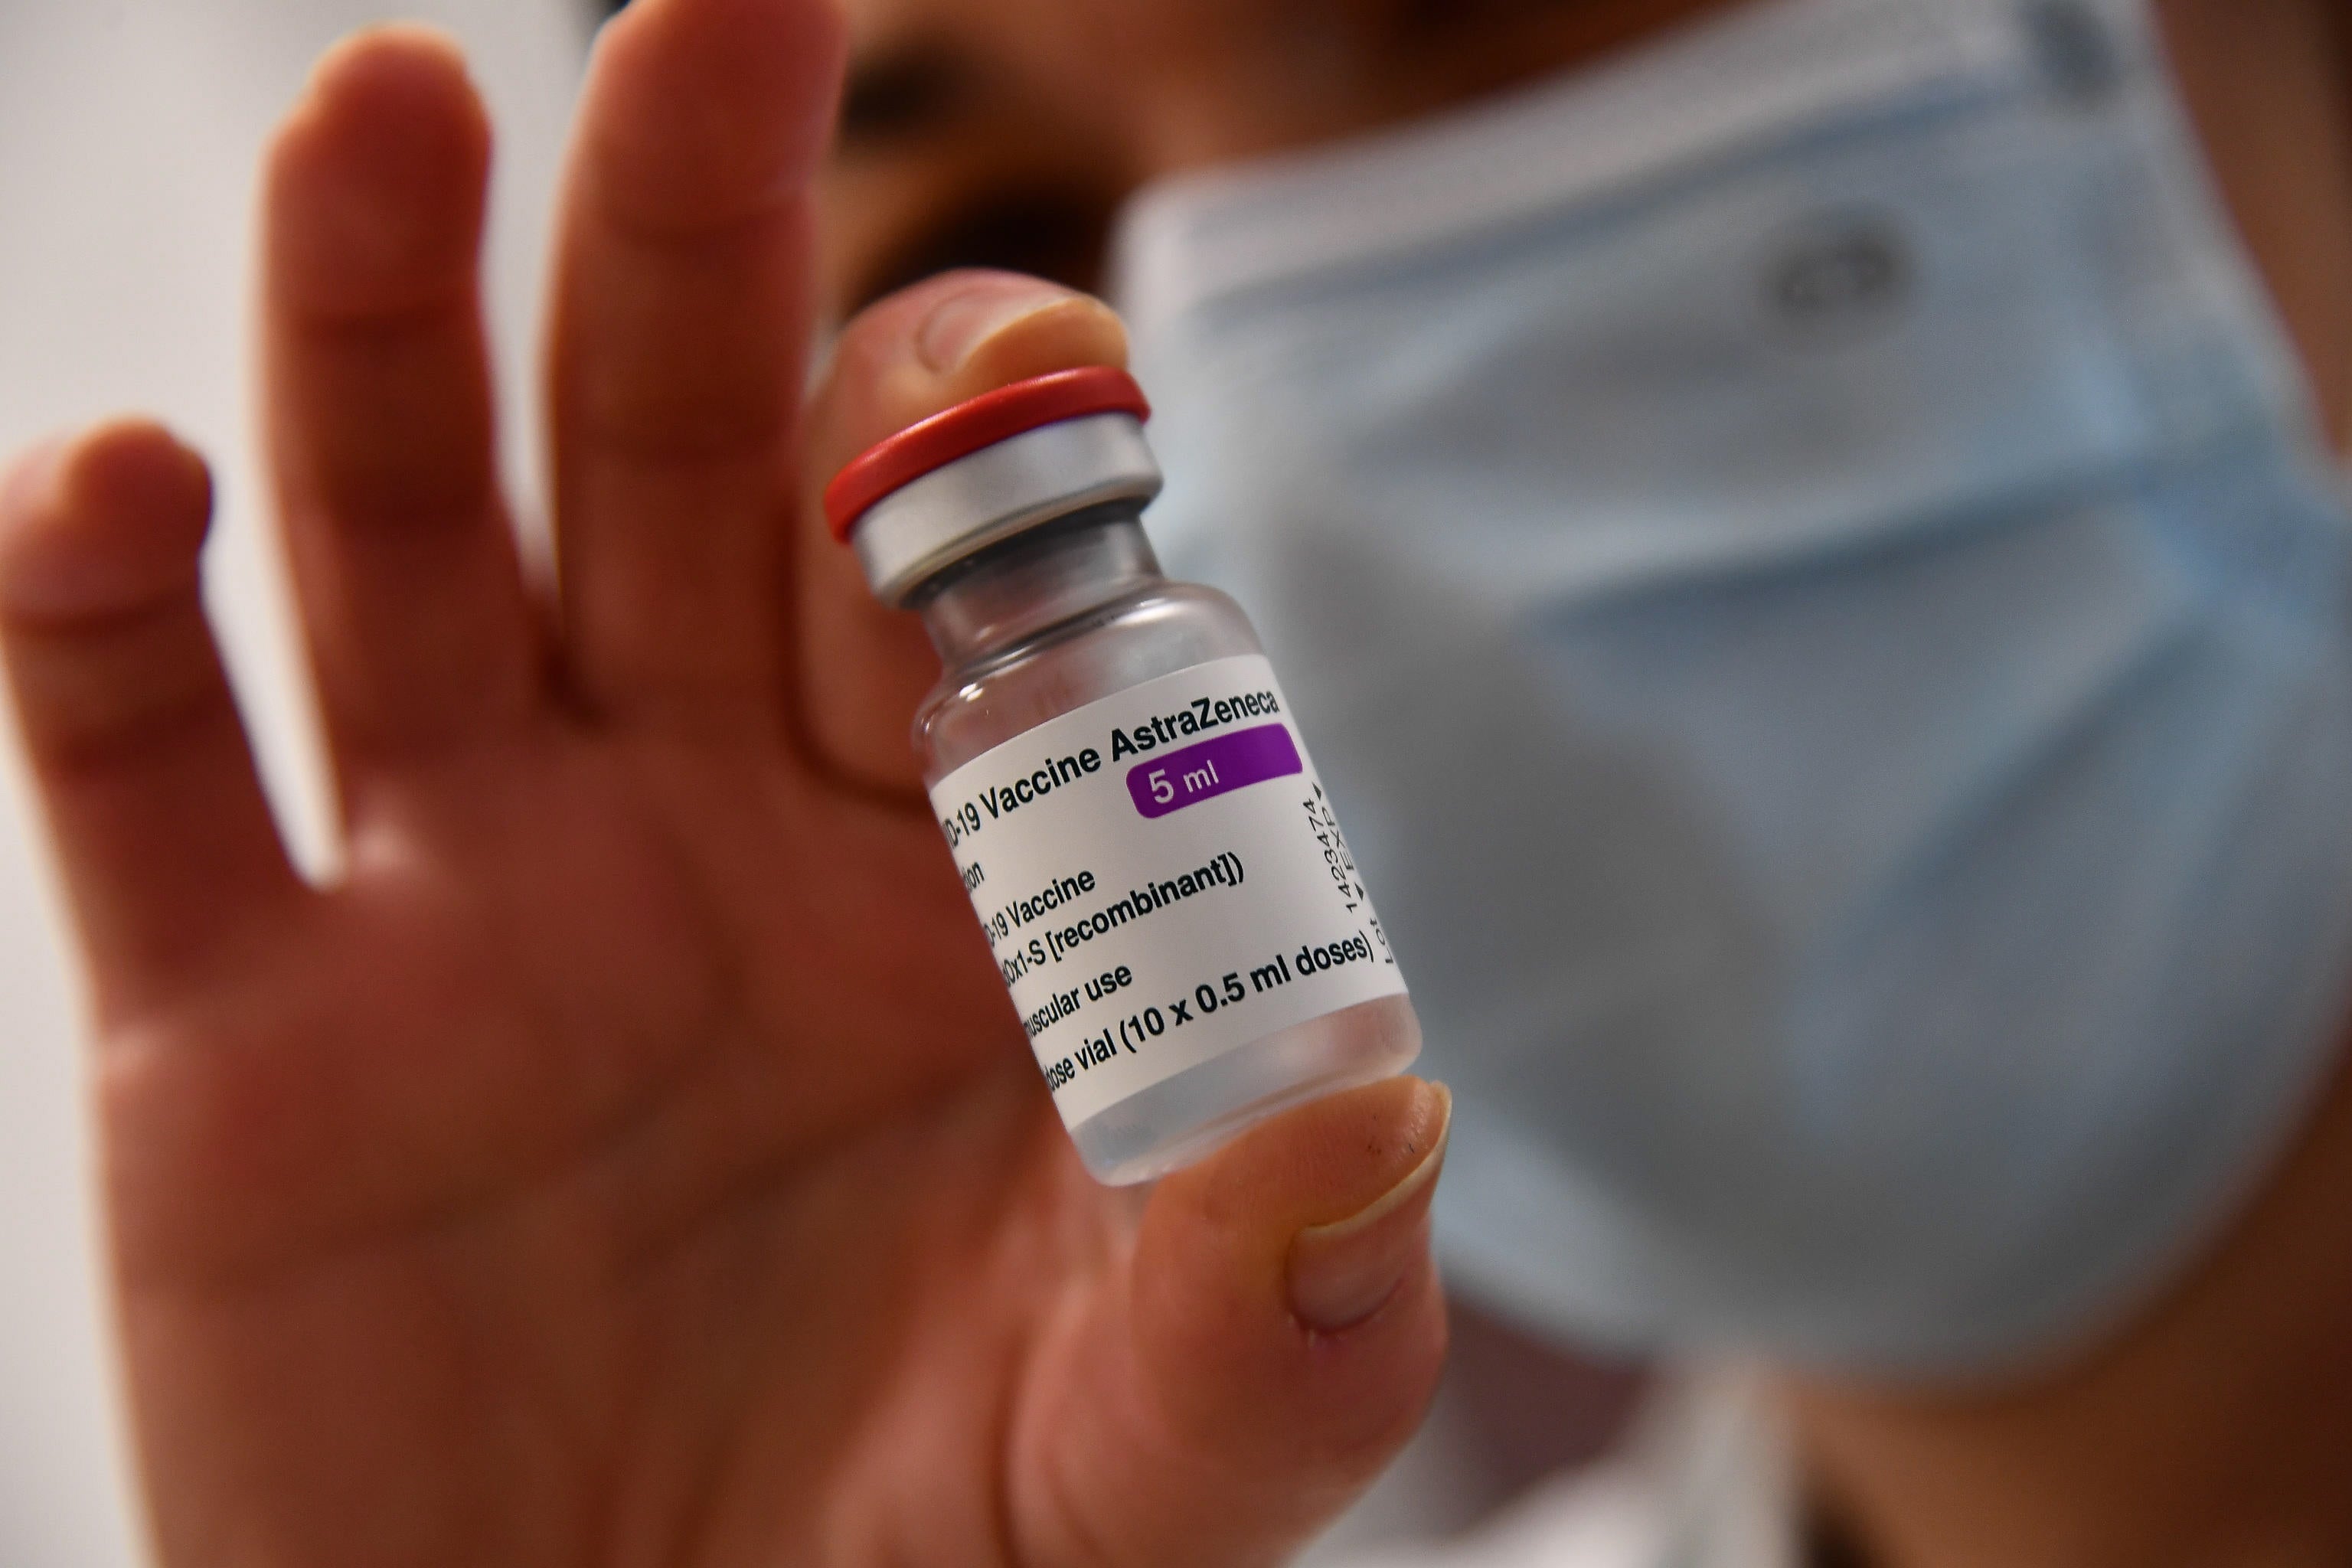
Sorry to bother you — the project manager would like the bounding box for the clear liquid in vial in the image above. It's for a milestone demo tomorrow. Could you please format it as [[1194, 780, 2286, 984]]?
[[915, 516, 1421, 1184]]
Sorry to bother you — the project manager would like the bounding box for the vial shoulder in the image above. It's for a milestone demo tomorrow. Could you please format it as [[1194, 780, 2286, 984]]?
[[918, 582, 1263, 781]]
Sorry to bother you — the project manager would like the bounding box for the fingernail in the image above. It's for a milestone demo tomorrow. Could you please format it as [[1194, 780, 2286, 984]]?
[[1287, 1083, 1452, 1334], [916, 276, 1084, 373]]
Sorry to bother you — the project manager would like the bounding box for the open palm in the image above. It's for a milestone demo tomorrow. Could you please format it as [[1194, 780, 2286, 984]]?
[[0, 7, 1448, 1566]]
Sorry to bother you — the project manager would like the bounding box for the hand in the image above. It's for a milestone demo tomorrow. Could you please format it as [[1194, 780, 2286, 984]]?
[[0, 9, 1448, 1566]]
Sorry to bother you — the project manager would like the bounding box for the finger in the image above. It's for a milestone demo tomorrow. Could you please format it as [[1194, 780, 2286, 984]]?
[[1015, 1078, 1452, 1565], [547, 0, 844, 735], [262, 28, 538, 779], [795, 270, 1129, 792], [0, 425, 303, 1021]]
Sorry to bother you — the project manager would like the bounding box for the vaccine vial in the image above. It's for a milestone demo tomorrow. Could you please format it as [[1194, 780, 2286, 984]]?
[[826, 368, 1421, 1184]]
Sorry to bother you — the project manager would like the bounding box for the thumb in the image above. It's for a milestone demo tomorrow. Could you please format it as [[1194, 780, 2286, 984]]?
[[1014, 1078, 1453, 1566]]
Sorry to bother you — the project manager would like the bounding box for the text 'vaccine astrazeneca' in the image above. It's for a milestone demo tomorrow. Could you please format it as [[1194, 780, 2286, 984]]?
[[825, 368, 1421, 1184]]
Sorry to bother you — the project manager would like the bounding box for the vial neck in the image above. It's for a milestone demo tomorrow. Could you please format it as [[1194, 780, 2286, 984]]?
[[917, 508, 1163, 671]]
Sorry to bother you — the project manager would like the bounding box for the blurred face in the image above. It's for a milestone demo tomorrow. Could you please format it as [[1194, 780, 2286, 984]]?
[[818, 0, 1743, 312]]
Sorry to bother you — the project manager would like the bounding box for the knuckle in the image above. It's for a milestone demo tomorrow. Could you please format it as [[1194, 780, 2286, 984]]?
[[8, 606, 234, 776]]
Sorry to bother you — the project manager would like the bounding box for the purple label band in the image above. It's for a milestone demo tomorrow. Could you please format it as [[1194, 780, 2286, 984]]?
[[1127, 723, 1303, 819]]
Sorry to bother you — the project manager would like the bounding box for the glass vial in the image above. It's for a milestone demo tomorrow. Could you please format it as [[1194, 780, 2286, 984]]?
[[825, 368, 1420, 1184]]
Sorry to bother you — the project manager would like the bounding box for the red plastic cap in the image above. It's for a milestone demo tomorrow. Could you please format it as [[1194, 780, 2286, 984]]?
[[823, 366, 1152, 543]]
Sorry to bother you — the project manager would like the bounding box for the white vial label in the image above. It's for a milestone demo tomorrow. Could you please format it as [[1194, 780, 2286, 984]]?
[[930, 655, 1408, 1129]]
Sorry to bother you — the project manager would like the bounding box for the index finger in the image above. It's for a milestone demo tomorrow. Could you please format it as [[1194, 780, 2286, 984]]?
[[792, 270, 1131, 793]]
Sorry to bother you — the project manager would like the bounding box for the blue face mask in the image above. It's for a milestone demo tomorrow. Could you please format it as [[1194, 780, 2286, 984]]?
[[1111, 0, 2352, 1375]]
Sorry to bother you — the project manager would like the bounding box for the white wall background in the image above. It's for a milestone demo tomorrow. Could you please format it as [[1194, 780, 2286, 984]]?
[[0, 4, 589, 1558]]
